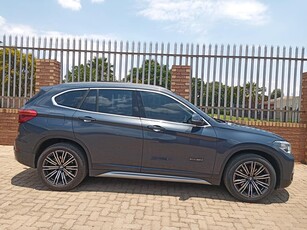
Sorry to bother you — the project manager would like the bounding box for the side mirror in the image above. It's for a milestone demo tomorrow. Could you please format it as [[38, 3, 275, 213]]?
[[191, 113, 205, 126]]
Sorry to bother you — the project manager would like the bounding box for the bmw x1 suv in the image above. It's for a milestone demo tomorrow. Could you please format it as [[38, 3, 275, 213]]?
[[14, 82, 294, 202]]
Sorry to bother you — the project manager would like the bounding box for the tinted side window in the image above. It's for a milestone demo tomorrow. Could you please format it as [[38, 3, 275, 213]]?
[[98, 89, 134, 116], [80, 90, 97, 112], [55, 90, 86, 108], [140, 92, 193, 123]]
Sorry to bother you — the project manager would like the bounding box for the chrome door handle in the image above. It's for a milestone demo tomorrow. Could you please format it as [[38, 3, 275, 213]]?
[[147, 125, 165, 132], [78, 116, 96, 123]]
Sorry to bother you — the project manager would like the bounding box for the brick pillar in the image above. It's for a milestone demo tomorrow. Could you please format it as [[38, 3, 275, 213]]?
[[35, 60, 61, 93], [171, 65, 190, 100], [300, 72, 307, 163]]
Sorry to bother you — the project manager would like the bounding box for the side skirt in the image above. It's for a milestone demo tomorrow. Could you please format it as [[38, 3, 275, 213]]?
[[96, 171, 211, 185]]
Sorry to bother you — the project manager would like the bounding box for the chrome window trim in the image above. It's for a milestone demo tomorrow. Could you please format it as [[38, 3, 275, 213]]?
[[51, 88, 89, 108], [52, 88, 140, 120], [139, 117, 210, 128], [51, 87, 210, 127]]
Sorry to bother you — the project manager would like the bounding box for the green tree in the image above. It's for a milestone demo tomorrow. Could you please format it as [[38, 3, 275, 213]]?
[[0, 48, 35, 98], [126, 59, 171, 89], [270, 89, 283, 99], [192, 78, 231, 107], [191, 79, 268, 112], [66, 57, 114, 82], [244, 82, 266, 107]]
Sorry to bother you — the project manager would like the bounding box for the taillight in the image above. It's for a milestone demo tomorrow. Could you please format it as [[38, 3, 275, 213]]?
[[18, 109, 37, 123]]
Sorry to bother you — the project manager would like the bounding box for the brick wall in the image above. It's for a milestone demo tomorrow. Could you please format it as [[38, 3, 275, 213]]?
[[35, 59, 60, 93], [0, 59, 61, 146], [300, 72, 307, 162], [171, 66, 190, 100], [0, 109, 19, 145]]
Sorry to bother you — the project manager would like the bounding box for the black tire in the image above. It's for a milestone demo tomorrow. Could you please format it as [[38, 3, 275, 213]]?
[[223, 154, 276, 202], [37, 143, 87, 191]]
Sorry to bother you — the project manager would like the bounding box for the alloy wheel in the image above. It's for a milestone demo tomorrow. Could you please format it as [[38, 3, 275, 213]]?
[[233, 160, 271, 198], [42, 150, 79, 186]]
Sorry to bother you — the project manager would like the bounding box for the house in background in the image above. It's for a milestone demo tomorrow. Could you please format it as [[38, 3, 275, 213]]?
[[263, 96, 300, 122]]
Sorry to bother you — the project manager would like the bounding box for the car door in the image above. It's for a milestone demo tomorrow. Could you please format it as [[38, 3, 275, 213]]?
[[139, 90, 217, 179], [73, 88, 143, 173]]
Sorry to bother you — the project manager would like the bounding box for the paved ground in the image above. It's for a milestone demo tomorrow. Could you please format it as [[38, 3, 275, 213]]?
[[0, 146, 307, 230]]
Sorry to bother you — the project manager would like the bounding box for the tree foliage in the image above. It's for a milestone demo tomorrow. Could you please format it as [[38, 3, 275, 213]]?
[[270, 89, 283, 99], [126, 60, 171, 89], [191, 78, 272, 109], [0, 48, 35, 97], [65, 57, 114, 82]]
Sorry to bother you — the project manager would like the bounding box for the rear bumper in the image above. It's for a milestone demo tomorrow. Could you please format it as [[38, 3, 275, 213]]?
[[14, 139, 36, 168]]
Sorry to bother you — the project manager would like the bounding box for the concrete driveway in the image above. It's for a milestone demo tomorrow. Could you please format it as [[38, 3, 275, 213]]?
[[0, 145, 307, 230]]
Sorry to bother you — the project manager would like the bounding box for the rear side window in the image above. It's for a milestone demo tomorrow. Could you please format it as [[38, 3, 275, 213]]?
[[80, 90, 97, 112], [55, 90, 87, 108], [98, 89, 134, 116]]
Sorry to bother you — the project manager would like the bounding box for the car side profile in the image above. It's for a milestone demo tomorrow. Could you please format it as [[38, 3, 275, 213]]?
[[14, 82, 294, 202]]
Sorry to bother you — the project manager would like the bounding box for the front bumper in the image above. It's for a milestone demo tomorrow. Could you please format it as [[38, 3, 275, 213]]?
[[277, 151, 294, 189]]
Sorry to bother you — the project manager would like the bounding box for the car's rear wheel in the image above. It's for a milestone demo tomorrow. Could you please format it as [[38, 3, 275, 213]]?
[[224, 154, 276, 202], [37, 143, 87, 191]]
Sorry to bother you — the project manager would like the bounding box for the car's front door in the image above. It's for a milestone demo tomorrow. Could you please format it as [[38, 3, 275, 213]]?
[[73, 89, 143, 174], [138, 91, 217, 179]]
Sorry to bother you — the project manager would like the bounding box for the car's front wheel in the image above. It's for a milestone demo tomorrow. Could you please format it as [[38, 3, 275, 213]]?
[[224, 154, 276, 202], [37, 143, 87, 191]]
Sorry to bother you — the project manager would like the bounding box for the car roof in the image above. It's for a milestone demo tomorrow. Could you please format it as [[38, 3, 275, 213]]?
[[53, 82, 169, 92]]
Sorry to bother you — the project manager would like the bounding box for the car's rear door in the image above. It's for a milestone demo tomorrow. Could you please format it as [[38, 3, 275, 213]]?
[[73, 88, 143, 174]]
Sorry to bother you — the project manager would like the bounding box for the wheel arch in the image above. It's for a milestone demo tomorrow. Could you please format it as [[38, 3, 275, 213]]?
[[34, 137, 92, 172], [220, 149, 282, 189]]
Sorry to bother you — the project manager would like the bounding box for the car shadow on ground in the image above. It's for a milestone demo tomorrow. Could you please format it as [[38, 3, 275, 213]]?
[[11, 168, 289, 204]]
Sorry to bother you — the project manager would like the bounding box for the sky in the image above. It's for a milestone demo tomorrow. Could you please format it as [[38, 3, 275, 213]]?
[[0, 0, 306, 47]]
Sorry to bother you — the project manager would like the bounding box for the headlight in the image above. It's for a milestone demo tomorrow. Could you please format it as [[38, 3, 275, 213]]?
[[274, 141, 292, 154]]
